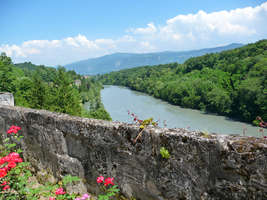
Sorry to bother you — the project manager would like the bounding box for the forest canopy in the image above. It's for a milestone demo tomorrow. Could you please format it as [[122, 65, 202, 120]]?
[[99, 39, 267, 124], [0, 53, 111, 121]]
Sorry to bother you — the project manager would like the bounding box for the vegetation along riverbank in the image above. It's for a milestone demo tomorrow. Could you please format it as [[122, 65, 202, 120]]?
[[99, 39, 267, 125]]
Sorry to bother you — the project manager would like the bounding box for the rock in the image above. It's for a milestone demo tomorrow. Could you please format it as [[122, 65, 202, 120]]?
[[0, 105, 267, 200], [0, 92, 14, 106]]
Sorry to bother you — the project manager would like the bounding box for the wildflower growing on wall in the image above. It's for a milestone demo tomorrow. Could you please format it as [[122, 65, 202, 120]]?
[[97, 176, 119, 200], [2, 185, 10, 190], [7, 125, 21, 134], [97, 176, 104, 183], [0, 168, 7, 178], [104, 177, 114, 186], [75, 193, 90, 200], [1, 125, 89, 199], [55, 187, 66, 195]]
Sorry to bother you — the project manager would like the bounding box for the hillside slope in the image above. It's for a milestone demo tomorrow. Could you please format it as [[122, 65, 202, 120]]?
[[0, 55, 111, 121], [100, 40, 267, 124], [65, 43, 242, 74]]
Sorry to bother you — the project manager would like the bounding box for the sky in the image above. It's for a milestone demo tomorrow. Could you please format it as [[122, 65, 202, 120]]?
[[0, 0, 267, 66]]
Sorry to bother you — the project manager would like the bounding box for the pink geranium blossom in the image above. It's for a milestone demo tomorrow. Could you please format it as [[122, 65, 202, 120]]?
[[7, 125, 21, 134], [104, 177, 114, 186], [55, 187, 66, 195], [97, 176, 104, 183]]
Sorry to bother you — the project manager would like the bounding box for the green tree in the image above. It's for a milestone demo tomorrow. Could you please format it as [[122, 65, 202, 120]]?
[[0, 53, 16, 92], [29, 73, 47, 109], [49, 67, 81, 116]]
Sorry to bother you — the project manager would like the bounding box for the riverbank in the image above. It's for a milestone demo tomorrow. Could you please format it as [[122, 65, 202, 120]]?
[[99, 40, 266, 126], [101, 85, 263, 137]]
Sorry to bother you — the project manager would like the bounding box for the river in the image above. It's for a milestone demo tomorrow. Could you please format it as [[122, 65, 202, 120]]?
[[101, 85, 263, 137]]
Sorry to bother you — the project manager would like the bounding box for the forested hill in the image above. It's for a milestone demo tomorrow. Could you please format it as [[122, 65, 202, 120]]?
[[65, 43, 242, 75], [0, 54, 111, 121], [99, 39, 267, 124]]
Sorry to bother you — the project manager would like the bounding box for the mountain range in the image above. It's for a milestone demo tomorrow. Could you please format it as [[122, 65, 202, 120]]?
[[64, 43, 243, 75]]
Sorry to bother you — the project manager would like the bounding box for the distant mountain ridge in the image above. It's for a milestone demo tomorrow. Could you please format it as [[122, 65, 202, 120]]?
[[65, 43, 243, 74]]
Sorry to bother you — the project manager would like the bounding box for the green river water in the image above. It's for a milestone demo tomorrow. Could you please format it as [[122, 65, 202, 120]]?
[[101, 85, 263, 137]]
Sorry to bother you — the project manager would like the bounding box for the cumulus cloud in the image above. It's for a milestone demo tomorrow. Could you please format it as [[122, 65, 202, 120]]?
[[1, 2, 267, 65], [129, 23, 157, 34], [129, 2, 267, 50]]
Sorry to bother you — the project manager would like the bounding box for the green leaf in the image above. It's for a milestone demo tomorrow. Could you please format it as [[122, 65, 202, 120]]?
[[62, 175, 80, 186], [160, 147, 170, 159], [15, 168, 21, 174]]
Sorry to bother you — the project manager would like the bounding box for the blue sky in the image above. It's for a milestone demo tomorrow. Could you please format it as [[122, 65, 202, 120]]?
[[1, 0, 267, 66]]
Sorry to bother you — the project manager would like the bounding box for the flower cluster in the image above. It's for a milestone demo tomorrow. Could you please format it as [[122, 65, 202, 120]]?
[[96, 176, 119, 200], [256, 116, 267, 128], [49, 188, 90, 200], [0, 152, 23, 190], [255, 116, 266, 138], [75, 193, 90, 200], [97, 176, 115, 186], [1, 181, 10, 190], [0, 126, 23, 192], [55, 187, 66, 195], [49, 187, 66, 199], [7, 125, 21, 134], [0, 126, 22, 192], [127, 110, 159, 128], [127, 110, 143, 124]]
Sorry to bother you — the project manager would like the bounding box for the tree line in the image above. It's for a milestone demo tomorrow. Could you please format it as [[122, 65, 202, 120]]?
[[99, 39, 267, 125], [0, 53, 111, 121]]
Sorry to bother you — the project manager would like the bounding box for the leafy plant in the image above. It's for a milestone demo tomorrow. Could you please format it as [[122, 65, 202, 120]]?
[[160, 147, 170, 159], [96, 176, 120, 200], [0, 125, 89, 200], [127, 111, 158, 143], [201, 130, 210, 138]]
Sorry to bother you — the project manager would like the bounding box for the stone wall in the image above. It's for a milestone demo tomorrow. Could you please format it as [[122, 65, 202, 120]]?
[[0, 93, 14, 106], [0, 105, 266, 200]]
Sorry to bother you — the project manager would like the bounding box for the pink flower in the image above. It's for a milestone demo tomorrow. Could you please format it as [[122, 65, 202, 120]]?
[[49, 198, 56, 200], [7, 125, 21, 134], [13, 157, 23, 163], [97, 176, 104, 183], [55, 187, 66, 195], [1, 181, 7, 186], [82, 193, 90, 199], [104, 177, 114, 186], [0, 168, 7, 178], [0, 158, 5, 165], [7, 161, 16, 169], [9, 152, 20, 158], [3, 185, 10, 190]]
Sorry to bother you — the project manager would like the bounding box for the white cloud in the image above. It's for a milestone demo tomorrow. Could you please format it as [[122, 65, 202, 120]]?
[[129, 23, 157, 34], [0, 2, 267, 66], [0, 44, 26, 57], [22, 40, 61, 48], [64, 37, 79, 47], [95, 39, 116, 49]]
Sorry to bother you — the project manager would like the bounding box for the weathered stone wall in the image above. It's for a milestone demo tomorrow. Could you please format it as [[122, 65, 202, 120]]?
[[0, 93, 14, 106], [0, 105, 266, 200]]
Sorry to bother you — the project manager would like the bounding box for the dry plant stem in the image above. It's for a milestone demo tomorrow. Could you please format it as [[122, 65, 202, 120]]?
[[133, 128, 145, 144]]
